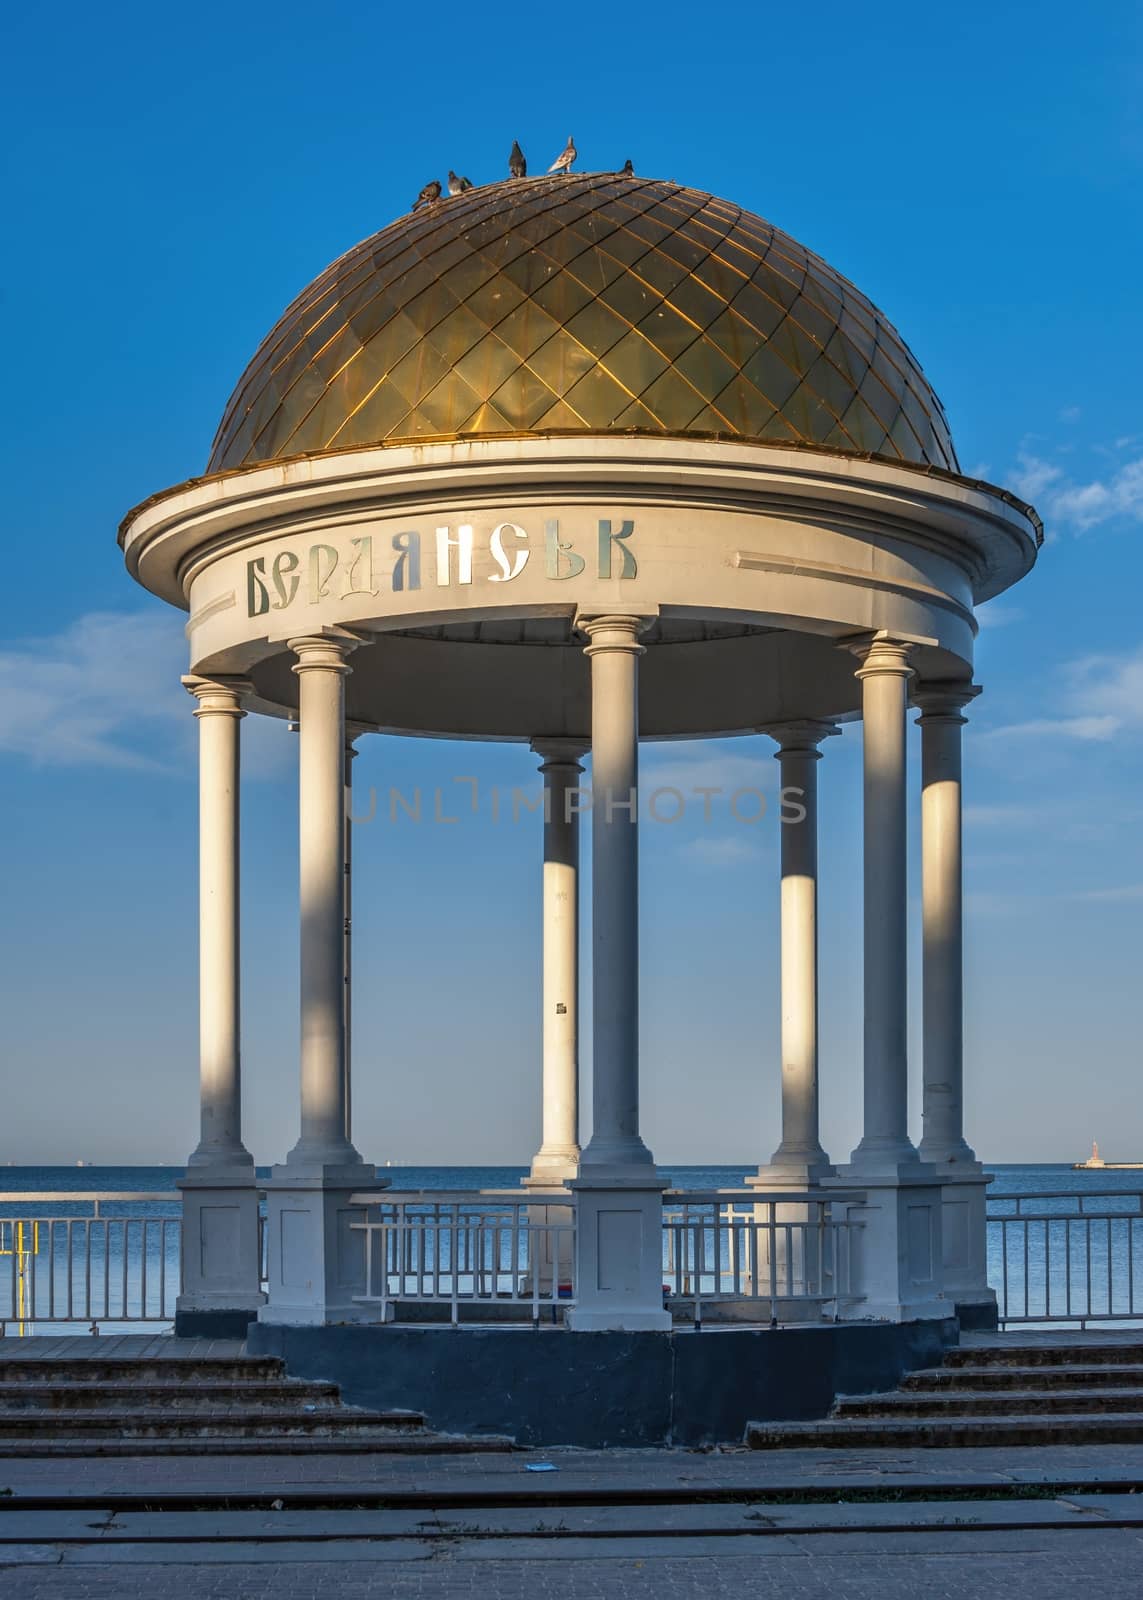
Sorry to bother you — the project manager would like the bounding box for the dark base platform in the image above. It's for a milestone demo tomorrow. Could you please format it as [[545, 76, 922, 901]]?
[[954, 1299, 1000, 1332], [174, 1308, 260, 1339], [247, 1317, 959, 1447]]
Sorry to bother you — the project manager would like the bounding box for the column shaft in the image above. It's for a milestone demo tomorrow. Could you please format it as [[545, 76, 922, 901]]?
[[580, 616, 653, 1172], [185, 677, 251, 1167], [851, 638, 918, 1168], [343, 734, 365, 1147], [529, 740, 587, 1179], [762, 723, 837, 1177], [917, 686, 979, 1164], [289, 637, 360, 1167]]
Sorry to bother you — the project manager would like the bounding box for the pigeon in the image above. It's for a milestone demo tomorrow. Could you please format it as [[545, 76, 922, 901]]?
[[411, 180, 442, 211], [447, 171, 473, 196], [621, 158, 634, 176], [548, 136, 577, 175], [509, 140, 527, 178]]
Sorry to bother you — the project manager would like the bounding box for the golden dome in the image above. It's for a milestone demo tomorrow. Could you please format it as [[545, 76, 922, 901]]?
[[209, 174, 958, 475]]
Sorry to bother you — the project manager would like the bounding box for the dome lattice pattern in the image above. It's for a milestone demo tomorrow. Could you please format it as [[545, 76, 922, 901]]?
[[209, 175, 958, 475]]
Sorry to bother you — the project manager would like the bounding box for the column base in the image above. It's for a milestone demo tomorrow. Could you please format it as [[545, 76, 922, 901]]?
[[176, 1165, 265, 1333], [827, 1166, 949, 1322], [523, 1153, 580, 1185], [746, 1157, 836, 1190], [565, 1178, 671, 1332], [258, 1162, 384, 1327], [847, 1138, 922, 1175]]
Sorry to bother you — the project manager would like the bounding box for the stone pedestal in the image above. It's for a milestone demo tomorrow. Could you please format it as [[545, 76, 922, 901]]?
[[831, 1168, 949, 1323], [258, 1163, 382, 1326], [175, 1166, 264, 1336], [936, 1167, 997, 1327], [566, 1179, 670, 1331]]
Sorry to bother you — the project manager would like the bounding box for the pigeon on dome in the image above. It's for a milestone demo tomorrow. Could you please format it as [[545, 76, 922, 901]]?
[[411, 180, 442, 211], [447, 171, 473, 195], [509, 140, 527, 178], [548, 136, 576, 174], [621, 158, 634, 176]]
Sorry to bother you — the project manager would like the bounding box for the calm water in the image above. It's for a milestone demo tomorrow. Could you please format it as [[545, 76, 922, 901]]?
[[4, 1160, 1141, 1197]]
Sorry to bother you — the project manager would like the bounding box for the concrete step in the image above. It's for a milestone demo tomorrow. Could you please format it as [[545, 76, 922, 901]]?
[[746, 1412, 1143, 1449], [0, 1432, 515, 1457], [0, 1407, 427, 1440], [944, 1343, 1143, 1368], [0, 1358, 286, 1385], [0, 1379, 341, 1412], [902, 1363, 1143, 1391], [835, 1387, 1143, 1418]]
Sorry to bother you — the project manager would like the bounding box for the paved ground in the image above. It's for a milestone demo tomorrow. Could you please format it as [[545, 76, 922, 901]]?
[[3, 1535, 1143, 1599], [2, 1442, 1143, 1597]]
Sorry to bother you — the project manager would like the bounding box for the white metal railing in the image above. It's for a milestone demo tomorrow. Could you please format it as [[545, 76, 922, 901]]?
[[0, 1193, 181, 1334], [350, 1190, 575, 1325], [988, 1190, 1143, 1327], [661, 1190, 865, 1325]]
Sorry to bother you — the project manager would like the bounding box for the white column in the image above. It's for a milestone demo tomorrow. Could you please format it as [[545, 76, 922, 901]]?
[[177, 676, 262, 1333], [753, 720, 838, 1185], [579, 615, 653, 1174], [850, 636, 918, 1170], [288, 636, 361, 1168], [566, 614, 667, 1332], [916, 684, 980, 1166], [262, 640, 377, 1328], [914, 681, 994, 1325], [184, 675, 252, 1169], [527, 738, 587, 1182], [343, 725, 369, 1148]]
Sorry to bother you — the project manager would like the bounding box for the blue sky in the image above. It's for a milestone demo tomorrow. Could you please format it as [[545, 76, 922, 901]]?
[[2, 0, 1142, 1166]]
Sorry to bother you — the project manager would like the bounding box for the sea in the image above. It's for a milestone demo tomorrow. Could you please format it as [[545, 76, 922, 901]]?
[[3, 1161, 1137, 1198]]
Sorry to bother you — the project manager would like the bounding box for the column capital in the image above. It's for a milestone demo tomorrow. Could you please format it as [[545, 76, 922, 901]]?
[[288, 634, 359, 675], [576, 613, 652, 657], [530, 736, 589, 770], [841, 633, 916, 679], [182, 675, 252, 718], [762, 719, 841, 758], [914, 681, 982, 724]]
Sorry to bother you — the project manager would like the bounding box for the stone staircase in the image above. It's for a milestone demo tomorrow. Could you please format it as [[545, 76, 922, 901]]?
[[747, 1338, 1143, 1449], [0, 1353, 512, 1455]]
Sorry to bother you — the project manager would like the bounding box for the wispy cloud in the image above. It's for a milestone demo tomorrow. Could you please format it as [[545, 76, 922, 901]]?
[[985, 715, 1119, 742], [1011, 451, 1064, 504], [0, 611, 187, 769], [1011, 449, 1143, 533], [985, 643, 1143, 747], [0, 609, 293, 778], [683, 836, 763, 867], [1066, 646, 1143, 729], [964, 803, 1053, 828], [642, 745, 776, 794], [1070, 883, 1143, 904], [976, 602, 1024, 630]]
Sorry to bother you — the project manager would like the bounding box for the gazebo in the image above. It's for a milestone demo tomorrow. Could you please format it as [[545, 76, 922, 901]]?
[[119, 172, 1040, 1358]]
